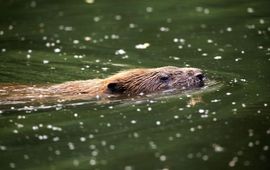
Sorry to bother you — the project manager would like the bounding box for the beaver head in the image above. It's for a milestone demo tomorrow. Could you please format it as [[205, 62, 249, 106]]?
[[105, 66, 205, 95]]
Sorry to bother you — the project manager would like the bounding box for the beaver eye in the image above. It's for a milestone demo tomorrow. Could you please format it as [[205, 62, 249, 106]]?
[[160, 75, 170, 82]]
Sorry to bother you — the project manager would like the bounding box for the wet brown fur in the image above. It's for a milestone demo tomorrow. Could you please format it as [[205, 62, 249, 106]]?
[[0, 66, 204, 102]]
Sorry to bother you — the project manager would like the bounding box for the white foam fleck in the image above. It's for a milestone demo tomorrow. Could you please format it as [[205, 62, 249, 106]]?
[[214, 56, 222, 60], [131, 120, 137, 124], [85, 0, 95, 4], [247, 7, 254, 13], [115, 49, 126, 55], [159, 155, 166, 161], [135, 43, 150, 49], [54, 48, 61, 53]]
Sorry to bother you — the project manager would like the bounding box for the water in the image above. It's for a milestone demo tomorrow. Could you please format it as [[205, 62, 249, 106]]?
[[0, 0, 270, 169]]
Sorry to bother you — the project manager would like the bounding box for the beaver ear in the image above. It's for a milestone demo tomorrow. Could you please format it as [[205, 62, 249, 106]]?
[[107, 82, 125, 93]]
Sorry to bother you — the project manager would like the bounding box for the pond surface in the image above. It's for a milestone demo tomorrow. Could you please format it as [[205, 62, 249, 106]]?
[[0, 0, 270, 169]]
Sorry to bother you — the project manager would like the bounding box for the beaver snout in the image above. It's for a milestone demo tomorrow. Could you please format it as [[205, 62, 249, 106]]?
[[195, 73, 204, 81], [195, 73, 205, 87]]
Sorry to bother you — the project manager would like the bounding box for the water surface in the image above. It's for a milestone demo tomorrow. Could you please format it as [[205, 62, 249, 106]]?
[[0, 0, 270, 170]]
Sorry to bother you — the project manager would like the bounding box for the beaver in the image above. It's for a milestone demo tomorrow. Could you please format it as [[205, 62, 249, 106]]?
[[0, 66, 205, 103]]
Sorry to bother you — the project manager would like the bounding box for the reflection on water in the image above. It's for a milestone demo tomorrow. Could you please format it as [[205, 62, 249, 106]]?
[[0, 0, 270, 170]]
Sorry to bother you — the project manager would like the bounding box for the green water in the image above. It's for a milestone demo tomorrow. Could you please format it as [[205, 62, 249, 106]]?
[[0, 0, 270, 169]]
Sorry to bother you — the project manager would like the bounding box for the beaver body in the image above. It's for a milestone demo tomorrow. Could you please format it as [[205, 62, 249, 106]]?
[[0, 66, 205, 103]]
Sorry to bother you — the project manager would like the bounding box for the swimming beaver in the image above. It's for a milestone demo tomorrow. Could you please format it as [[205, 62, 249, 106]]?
[[0, 66, 205, 102]]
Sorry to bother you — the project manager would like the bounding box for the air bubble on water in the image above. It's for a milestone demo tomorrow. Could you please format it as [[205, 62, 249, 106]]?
[[190, 127, 195, 132], [202, 155, 209, 161], [207, 39, 213, 43], [74, 113, 78, 117], [80, 137, 86, 142], [197, 125, 202, 129], [159, 155, 166, 161], [93, 16, 101, 22], [84, 36, 91, 41], [101, 67, 109, 71], [136, 108, 141, 112], [73, 40, 79, 44], [135, 43, 150, 49], [146, 7, 153, 13], [131, 120, 137, 124], [73, 159, 80, 166], [9, 162, 15, 168], [129, 23, 136, 28], [23, 154, 29, 160], [248, 142, 254, 147], [202, 53, 208, 56], [247, 7, 254, 13], [228, 157, 238, 167], [248, 129, 254, 137], [109, 145, 115, 150], [263, 145, 269, 151], [43, 60, 49, 64], [89, 159, 96, 166], [149, 141, 157, 149], [124, 165, 133, 170], [147, 107, 152, 111], [0, 30, 4, 35], [53, 136, 60, 142], [68, 142, 75, 150], [30, 1, 36, 8], [115, 49, 126, 55], [211, 99, 221, 103], [85, 0, 95, 4], [89, 134, 95, 139], [160, 27, 170, 32], [235, 58, 242, 61], [111, 34, 119, 39], [38, 135, 48, 140], [91, 150, 98, 156], [187, 153, 194, 159], [212, 144, 224, 152], [115, 15, 122, 20], [166, 18, 172, 23], [226, 92, 232, 96], [133, 132, 139, 138], [8, 25, 13, 30], [204, 8, 210, 14], [174, 115, 179, 119], [241, 103, 246, 108], [198, 109, 205, 113], [100, 140, 107, 146], [32, 126, 39, 130], [226, 27, 232, 32], [2, 48, 6, 52], [175, 133, 181, 138], [54, 48, 61, 53], [214, 56, 222, 60], [195, 6, 203, 12], [156, 121, 161, 125], [0, 145, 7, 151]]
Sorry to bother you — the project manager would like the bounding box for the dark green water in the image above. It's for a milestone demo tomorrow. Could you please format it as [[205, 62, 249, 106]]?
[[0, 0, 270, 169]]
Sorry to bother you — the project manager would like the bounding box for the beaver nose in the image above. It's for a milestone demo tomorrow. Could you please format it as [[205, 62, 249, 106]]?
[[195, 73, 204, 81]]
